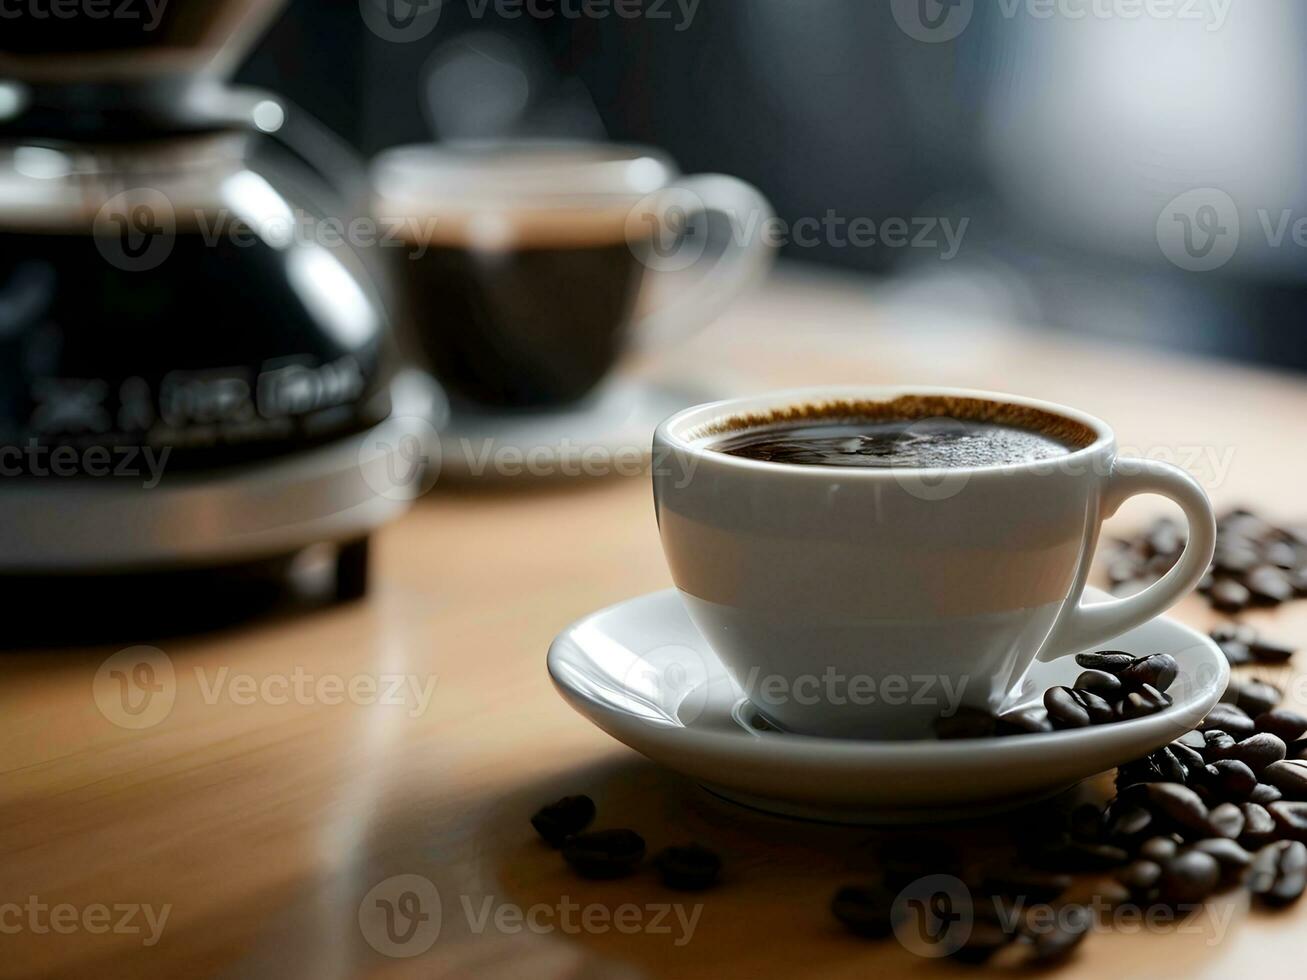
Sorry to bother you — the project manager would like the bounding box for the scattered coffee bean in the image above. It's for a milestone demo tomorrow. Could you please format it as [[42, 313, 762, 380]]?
[[1263, 761, 1307, 801], [1220, 733, 1288, 775], [1024, 903, 1091, 963], [1206, 802, 1245, 840], [1075, 651, 1137, 674], [1257, 709, 1307, 743], [1169, 741, 1206, 776], [831, 885, 896, 938], [1218, 640, 1253, 666], [1158, 850, 1221, 904], [1116, 684, 1172, 721], [1251, 782, 1284, 805], [1249, 841, 1307, 907], [1205, 760, 1258, 800], [1241, 802, 1278, 849], [1118, 654, 1178, 694], [1211, 579, 1251, 613], [1135, 783, 1211, 838], [1072, 688, 1118, 725], [1075, 670, 1123, 699], [1103, 803, 1153, 844], [1212, 623, 1257, 645], [1234, 680, 1284, 719], [1249, 636, 1297, 664], [1203, 729, 1238, 758], [531, 795, 596, 847], [654, 844, 722, 890], [1247, 566, 1294, 604], [1202, 704, 1256, 739], [1191, 838, 1253, 882], [1139, 836, 1180, 862], [1268, 802, 1307, 843], [1115, 859, 1162, 896], [561, 829, 646, 879], [1045, 687, 1091, 729]]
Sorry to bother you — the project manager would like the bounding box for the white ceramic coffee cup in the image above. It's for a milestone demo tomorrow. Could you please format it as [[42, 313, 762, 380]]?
[[652, 386, 1217, 740]]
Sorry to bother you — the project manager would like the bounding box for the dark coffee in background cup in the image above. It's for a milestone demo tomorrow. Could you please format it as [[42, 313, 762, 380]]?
[[707, 397, 1090, 468], [372, 141, 776, 411]]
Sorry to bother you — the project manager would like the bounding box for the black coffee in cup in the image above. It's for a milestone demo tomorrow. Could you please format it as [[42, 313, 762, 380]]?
[[389, 218, 649, 408], [708, 397, 1092, 468]]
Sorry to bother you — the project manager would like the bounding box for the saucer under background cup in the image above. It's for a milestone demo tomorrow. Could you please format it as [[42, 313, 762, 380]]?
[[547, 587, 1228, 824]]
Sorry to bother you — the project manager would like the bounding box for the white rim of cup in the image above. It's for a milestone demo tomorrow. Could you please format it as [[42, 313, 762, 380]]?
[[655, 385, 1116, 479]]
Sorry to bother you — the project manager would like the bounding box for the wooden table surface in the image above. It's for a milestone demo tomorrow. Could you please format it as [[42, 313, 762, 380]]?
[[6, 266, 1307, 979]]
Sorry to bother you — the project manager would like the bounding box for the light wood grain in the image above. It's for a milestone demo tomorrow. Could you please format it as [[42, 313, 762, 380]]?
[[4, 266, 1307, 979]]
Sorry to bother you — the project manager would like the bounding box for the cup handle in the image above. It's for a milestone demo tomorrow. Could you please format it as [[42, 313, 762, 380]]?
[[1038, 458, 1217, 661], [630, 174, 776, 351]]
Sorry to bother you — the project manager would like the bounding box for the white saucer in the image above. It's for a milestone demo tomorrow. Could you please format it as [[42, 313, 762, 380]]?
[[435, 377, 717, 482], [547, 588, 1229, 824]]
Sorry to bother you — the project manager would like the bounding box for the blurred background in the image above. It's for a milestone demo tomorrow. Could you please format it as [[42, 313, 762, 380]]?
[[245, 0, 1307, 371]]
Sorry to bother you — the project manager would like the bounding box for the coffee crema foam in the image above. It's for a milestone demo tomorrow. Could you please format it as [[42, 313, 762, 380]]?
[[699, 397, 1097, 470]]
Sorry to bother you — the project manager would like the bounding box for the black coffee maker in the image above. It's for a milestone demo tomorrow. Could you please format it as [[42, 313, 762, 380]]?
[[0, 0, 438, 611]]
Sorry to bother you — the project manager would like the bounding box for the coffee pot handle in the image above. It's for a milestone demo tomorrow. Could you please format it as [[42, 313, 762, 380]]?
[[630, 174, 777, 351], [1038, 458, 1217, 661]]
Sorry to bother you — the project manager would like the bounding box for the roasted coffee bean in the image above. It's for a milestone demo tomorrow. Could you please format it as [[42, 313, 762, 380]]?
[[1116, 684, 1172, 721], [1214, 544, 1259, 575], [1115, 859, 1162, 896], [531, 795, 596, 846], [1072, 688, 1117, 725], [1257, 709, 1307, 742], [1202, 704, 1255, 739], [1045, 687, 1091, 729], [561, 829, 646, 879], [1265, 541, 1299, 569], [1206, 802, 1245, 840], [1218, 641, 1253, 666], [1139, 836, 1180, 862], [1268, 802, 1307, 843], [1250, 783, 1284, 805], [831, 885, 896, 938], [1262, 760, 1307, 801], [1158, 851, 1221, 904], [1140, 748, 1189, 785], [1211, 623, 1257, 645], [1075, 651, 1137, 674], [1075, 670, 1123, 698], [1211, 579, 1251, 613], [1118, 654, 1179, 693], [1241, 803, 1278, 849], [1178, 729, 1208, 751], [1102, 803, 1152, 844], [1247, 565, 1294, 604], [653, 844, 721, 890], [1191, 838, 1253, 881], [1249, 637, 1296, 664], [1235, 680, 1284, 719], [1136, 783, 1211, 838], [995, 708, 1054, 736], [1249, 841, 1307, 907], [980, 869, 1071, 903], [1217, 733, 1287, 775], [1204, 760, 1258, 799], [1203, 731, 1238, 760], [934, 707, 998, 740], [1170, 741, 1206, 776], [1024, 904, 1091, 963]]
